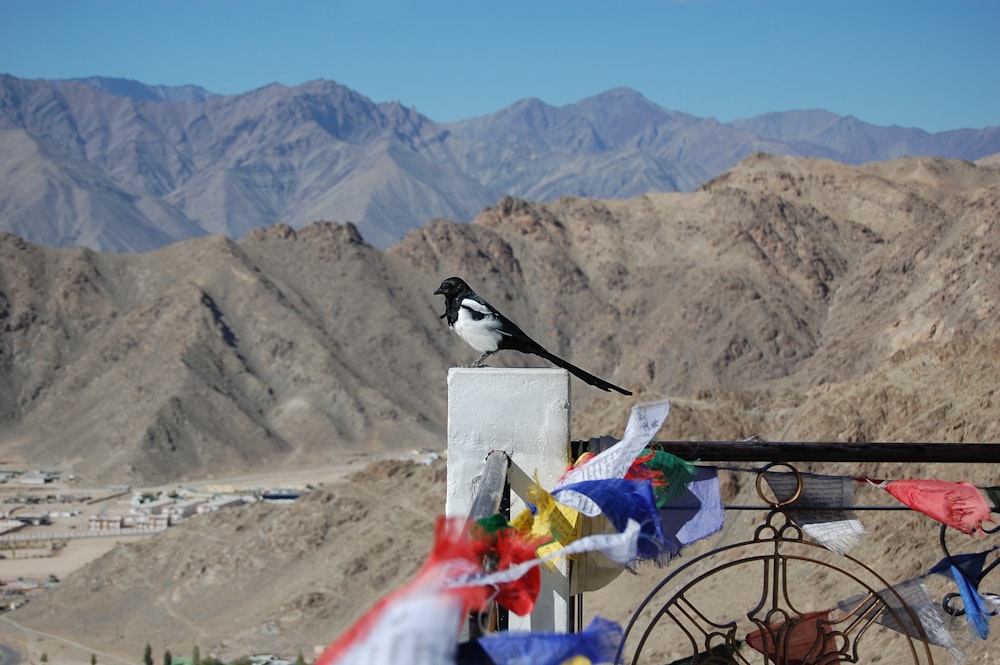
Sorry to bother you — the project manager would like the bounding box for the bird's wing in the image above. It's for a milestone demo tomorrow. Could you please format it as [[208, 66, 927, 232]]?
[[462, 296, 538, 339], [472, 301, 537, 344], [459, 297, 496, 321]]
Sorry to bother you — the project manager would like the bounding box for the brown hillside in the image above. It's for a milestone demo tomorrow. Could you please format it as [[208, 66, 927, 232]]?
[[1, 154, 997, 485], [2, 153, 999, 661]]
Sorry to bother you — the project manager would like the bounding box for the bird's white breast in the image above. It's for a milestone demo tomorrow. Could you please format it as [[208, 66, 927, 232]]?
[[452, 300, 502, 353]]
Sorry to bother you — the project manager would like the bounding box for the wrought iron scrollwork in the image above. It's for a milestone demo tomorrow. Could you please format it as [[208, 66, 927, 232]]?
[[617, 464, 937, 665]]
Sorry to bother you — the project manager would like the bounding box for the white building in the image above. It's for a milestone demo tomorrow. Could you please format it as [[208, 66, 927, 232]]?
[[197, 496, 252, 514], [89, 514, 125, 531], [18, 471, 49, 485]]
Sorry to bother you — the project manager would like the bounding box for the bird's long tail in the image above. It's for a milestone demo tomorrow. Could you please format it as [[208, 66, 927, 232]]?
[[528, 345, 632, 395]]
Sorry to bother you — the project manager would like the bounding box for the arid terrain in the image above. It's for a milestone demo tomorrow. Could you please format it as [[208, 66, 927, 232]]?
[[0, 153, 998, 663]]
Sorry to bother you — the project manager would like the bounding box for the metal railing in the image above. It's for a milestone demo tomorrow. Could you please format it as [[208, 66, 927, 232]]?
[[576, 437, 1000, 463], [463, 438, 1000, 663]]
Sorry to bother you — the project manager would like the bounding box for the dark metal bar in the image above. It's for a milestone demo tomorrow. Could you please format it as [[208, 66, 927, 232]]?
[[718, 505, 913, 511], [468, 450, 511, 521], [619, 440, 1000, 463]]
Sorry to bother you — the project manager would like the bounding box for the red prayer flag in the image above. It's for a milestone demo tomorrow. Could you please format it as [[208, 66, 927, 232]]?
[[879, 479, 994, 534], [315, 517, 487, 665], [745, 611, 838, 665], [471, 525, 547, 616]]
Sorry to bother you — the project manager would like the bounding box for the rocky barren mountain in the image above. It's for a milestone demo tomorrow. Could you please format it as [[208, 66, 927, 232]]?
[[1, 153, 997, 487], [2, 152, 1000, 662], [2, 74, 998, 251]]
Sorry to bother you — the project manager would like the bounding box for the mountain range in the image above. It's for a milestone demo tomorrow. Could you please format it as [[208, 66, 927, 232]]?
[[2, 73, 998, 251], [2, 151, 999, 662], [1, 152, 997, 486]]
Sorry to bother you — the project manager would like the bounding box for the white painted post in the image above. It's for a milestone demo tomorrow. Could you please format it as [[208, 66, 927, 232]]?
[[446, 367, 572, 633]]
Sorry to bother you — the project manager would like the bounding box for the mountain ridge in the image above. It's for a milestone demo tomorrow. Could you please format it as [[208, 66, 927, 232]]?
[[2, 73, 997, 252], [1, 153, 996, 486]]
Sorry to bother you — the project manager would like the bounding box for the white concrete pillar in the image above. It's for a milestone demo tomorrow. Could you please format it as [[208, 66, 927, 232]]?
[[446, 367, 572, 632]]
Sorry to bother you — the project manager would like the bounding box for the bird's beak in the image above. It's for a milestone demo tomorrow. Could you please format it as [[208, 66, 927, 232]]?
[[433, 286, 444, 295]]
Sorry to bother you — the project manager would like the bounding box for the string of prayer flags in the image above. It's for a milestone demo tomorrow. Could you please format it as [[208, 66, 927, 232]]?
[[454, 519, 642, 591], [628, 448, 698, 507], [764, 471, 867, 555], [659, 466, 725, 547], [473, 616, 622, 665], [837, 579, 965, 661], [319, 514, 637, 665], [316, 517, 489, 665], [320, 580, 464, 665], [516, 479, 582, 562], [868, 478, 994, 535], [470, 521, 550, 616], [513, 474, 655, 589], [552, 478, 673, 563], [556, 399, 670, 493]]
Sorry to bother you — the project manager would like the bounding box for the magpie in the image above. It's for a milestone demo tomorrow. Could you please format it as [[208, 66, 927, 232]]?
[[434, 276, 632, 395]]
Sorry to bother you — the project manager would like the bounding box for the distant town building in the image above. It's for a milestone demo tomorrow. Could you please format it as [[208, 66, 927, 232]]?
[[135, 497, 175, 515], [13, 511, 50, 526], [260, 489, 300, 503], [89, 514, 125, 531], [165, 499, 207, 520], [5, 578, 40, 592], [132, 513, 170, 530], [197, 496, 251, 514], [0, 519, 26, 535], [18, 471, 50, 485]]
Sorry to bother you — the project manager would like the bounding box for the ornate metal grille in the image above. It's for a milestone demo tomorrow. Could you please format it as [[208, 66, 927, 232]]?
[[617, 464, 941, 665]]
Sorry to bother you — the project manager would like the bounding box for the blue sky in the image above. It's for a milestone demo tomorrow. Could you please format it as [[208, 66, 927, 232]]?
[[1, 1, 997, 132]]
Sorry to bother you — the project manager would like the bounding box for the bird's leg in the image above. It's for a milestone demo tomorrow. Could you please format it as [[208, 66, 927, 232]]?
[[465, 350, 495, 368]]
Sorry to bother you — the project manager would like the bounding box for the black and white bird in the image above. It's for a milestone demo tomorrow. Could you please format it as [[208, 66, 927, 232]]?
[[434, 276, 632, 395]]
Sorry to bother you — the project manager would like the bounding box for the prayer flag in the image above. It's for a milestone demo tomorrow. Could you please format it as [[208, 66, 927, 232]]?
[[874, 479, 993, 534], [838, 579, 964, 659], [315, 517, 486, 665], [627, 448, 697, 507], [931, 562, 993, 640], [553, 478, 672, 562], [452, 519, 642, 592], [555, 400, 670, 508], [928, 547, 997, 582], [745, 611, 838, 665], [476, 616, 622, 665], [765, 471, 867, 554], [470, 524, 549, 616], [660, 466, 725, 547], [519, 481, 582, 563], [569, 513, 630, 594]]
